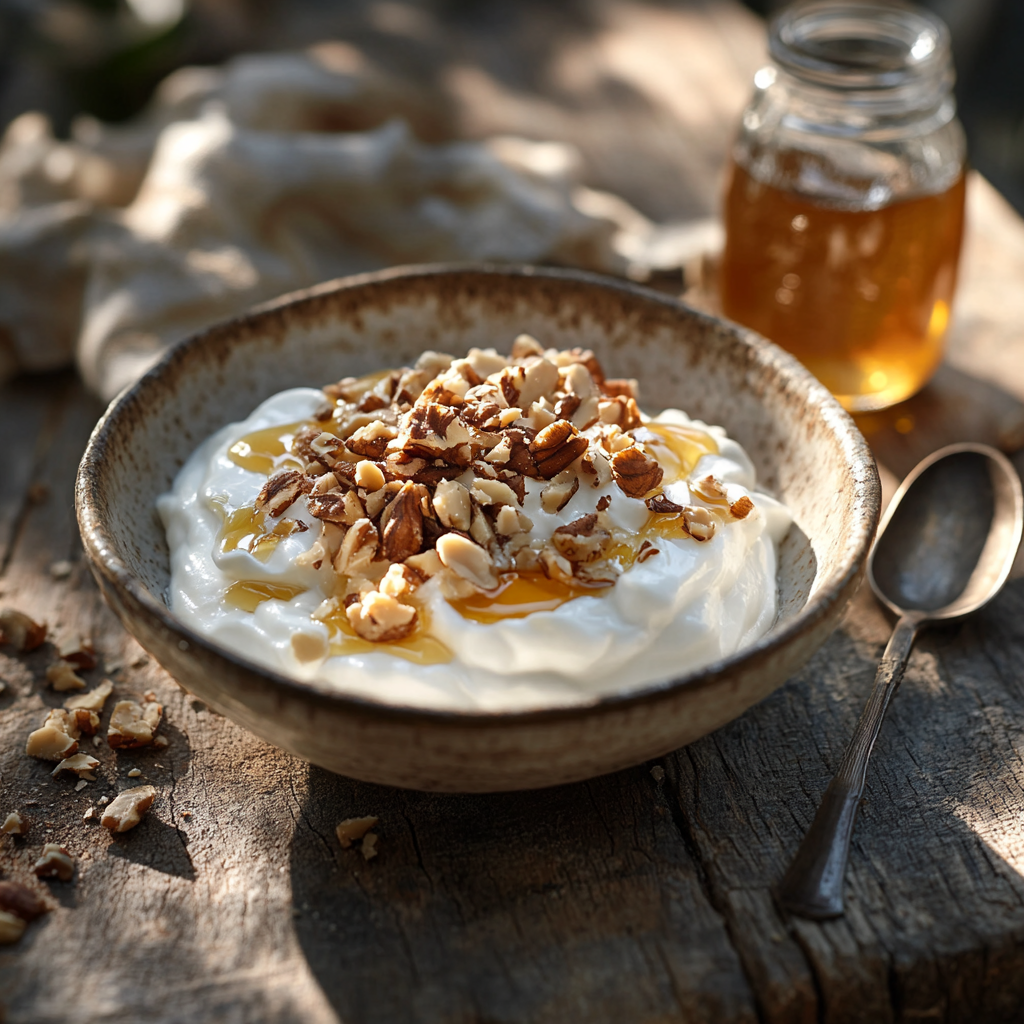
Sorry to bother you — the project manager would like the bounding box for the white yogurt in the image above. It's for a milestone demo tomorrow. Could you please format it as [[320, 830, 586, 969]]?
[[158, 387, 791, 711]]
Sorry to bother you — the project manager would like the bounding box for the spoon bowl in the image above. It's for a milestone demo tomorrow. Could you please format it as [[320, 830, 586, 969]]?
[[870, 444, 1023, 621], [779, 442, 1023, 919]]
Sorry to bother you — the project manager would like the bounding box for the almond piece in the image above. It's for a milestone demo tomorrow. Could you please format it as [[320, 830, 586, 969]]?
[[0, 608, 46, 652], [404, 550, 443, 578], [470, 478, 519, 507], [101, 786, 157, 833], [610, 446, 663, 498], [436, 533, 499, 590], [354, 460, 386, 491]]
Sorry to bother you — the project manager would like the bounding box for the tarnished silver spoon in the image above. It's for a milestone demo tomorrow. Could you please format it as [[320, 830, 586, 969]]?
[[778, 443, 1023, 920]]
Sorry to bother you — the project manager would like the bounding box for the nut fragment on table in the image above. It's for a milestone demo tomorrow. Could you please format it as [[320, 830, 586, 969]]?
[[33, 843, 75, 881], [361, 833, 379, 861], [2, 811, 26, 835], [0, 607, 46, 652], [46, 661, 86, 692], [51, 753, 100, 780], [0, 880, 47, 922], [101, 785, 156, 832], [64, 677, 114, 712], [335, 816, 379, 849], [107, 699, 162, 748], [0, 911, 26, 944], [25, 709, 80, 761], [53, 629, 98, 670]]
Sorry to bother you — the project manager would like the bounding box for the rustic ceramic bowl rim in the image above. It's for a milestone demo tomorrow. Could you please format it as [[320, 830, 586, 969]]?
[[77, 263, 880, 727]]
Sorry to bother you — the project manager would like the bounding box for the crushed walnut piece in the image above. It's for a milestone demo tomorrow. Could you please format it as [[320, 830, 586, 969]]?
[[2, 811, 26, 836], [33, 843, 75, 881], [101, 786, 157, 833], [0, 608, 46, 652], [26, 709, 80, 761], [107, 700, 162, 749], [64, 677, 114, 713], [0, 881, 47, 923], [335, 816, 378, 849], [46, 661, 86, 692], [53, 629, 98, 670], [51, 753, 100, 780]]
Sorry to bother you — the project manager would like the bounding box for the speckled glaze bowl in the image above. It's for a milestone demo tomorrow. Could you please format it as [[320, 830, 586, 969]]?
[[76, 265, 879, 792]]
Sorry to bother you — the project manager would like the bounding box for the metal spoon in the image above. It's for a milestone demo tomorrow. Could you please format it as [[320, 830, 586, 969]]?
[[778, 443, 1023, 920]]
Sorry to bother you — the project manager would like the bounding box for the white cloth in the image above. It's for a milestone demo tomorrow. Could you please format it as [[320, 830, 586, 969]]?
[[0, 43, 706, 399]]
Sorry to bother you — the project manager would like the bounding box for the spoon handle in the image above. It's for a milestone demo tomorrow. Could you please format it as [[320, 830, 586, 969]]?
[[777, 614, 918, 919]]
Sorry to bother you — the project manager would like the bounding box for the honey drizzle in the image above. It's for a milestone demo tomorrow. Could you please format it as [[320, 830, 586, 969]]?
[[224, 580, 307, 612], [216, 505, 307, 562], [316, 603, 452, 666]]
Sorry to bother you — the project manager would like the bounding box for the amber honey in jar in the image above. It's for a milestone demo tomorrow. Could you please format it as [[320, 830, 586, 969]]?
[[720, 1, 966, 412]]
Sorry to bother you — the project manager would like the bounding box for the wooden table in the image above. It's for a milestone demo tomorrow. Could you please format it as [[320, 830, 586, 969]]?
[[3, 3, 1024, 1021]]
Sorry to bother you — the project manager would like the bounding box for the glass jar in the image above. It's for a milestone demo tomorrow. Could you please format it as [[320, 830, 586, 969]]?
[[720, 1, 966, 412]]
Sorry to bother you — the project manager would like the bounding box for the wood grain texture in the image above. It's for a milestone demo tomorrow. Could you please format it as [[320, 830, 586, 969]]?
[[3, 1, 1024, 1021]]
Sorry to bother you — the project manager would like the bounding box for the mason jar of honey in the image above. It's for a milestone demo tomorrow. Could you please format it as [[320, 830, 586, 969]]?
[[720, 1, 966, 412]]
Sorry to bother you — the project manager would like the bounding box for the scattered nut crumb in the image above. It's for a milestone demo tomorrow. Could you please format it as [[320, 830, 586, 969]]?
[[143, 690, 156, 702], [0, 911, 26, 944], [33, 843, 75, 881], [127, 768, 141, 778], [335, 816, 378, 849], [153, 735, 169, 749], [650, 765, 665, 782], [83, 807, 97, 821], [0, 608, 46, 652], [25, 709, 79, 761], [65, 678, 114, 713], [91, 735, 102, 747], [97, 796, 109, 806], [0, 880, 47, 922], [49, 560, 74, 580], [51, 753, 100, 779], [2, 811, 25, 836], [361, 833, 379, 861], [74, 780, 87, 792], [107, 699, 162, 748], [53, 630, 97, 670], [101, 786, 156, 833], [46, 661, 86, 692]]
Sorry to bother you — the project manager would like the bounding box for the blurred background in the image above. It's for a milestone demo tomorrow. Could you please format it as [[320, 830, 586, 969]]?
[[1, 0, 1022, 215]]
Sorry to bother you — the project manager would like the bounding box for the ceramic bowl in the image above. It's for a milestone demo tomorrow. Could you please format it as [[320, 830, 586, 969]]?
[[76, 265, 880, 792]]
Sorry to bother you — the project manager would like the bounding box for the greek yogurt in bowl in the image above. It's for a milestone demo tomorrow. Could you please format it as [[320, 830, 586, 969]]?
[[159, 337, 791, 712]]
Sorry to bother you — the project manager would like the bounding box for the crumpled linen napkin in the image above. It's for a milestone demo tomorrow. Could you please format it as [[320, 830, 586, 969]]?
[[0, 43, 698, 400]]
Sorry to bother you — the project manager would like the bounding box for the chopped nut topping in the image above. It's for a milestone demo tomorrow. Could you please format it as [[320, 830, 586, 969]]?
[[346, 590, 418, 643], [692, 474, 728, 502], [646, 493, 684, 514], [0, 608, 46, 652], [64, 678, 114, 712], [101, 786, 157, 833], [432, 479, 472, 531], [436, 532, 499, 591], [729, 496, 755, 520], [362, 833, 379, 861], [26, 710, 79, 761], [335, 816, 378, 848], [334, 518, 379, 576], [551, 515, 611, 564], [530, 420, 589, 479], [46, 661, 86, 692], [107, 700, 163, 749], [682, 506, 716, 542], [2, 812, 25, 836], [34, 843, 75, 881], [51, 753, 100, 780], [255, 470, 309, 518], [610, 446, 663, 498]]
